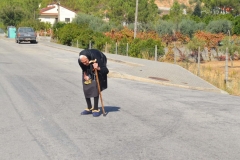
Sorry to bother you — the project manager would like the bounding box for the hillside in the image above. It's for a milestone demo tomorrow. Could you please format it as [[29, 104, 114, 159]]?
[[155, 0, 189, 8]]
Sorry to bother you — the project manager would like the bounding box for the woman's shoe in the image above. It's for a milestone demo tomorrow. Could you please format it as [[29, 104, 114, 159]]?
[[92, 110, 101, 117], [81, 108, 93, 115]]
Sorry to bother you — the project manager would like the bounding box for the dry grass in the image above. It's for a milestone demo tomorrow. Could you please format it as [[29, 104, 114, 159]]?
[[155, 0, 189, 7], [179, 60, 240, 96]]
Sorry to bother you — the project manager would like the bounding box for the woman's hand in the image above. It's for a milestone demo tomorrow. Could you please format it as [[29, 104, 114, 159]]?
[[84, 76, 89, 81], [83, 73, 89, 80], [92, 63, 100, 70]]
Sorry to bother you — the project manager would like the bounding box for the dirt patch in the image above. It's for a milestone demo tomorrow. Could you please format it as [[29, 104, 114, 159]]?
[[155, 0, 189, 7], [201, 60, 240, 73], [179, 60, 240, 96]]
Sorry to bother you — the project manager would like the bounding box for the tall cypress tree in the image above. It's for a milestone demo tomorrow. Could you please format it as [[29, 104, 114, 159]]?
[[192, 3, 201, 17]]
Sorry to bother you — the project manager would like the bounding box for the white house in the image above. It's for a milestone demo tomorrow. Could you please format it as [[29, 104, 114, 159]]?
[[39, 3, 77, 25]]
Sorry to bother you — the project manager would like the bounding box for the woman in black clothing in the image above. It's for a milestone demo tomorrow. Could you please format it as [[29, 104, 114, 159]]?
[[78, 49, 109, 117]]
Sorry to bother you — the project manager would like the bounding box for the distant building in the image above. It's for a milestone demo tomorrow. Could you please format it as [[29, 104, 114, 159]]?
[[39, 3, 77, 25], [158, 7, 170, 16], [158, 7, 187, 16]]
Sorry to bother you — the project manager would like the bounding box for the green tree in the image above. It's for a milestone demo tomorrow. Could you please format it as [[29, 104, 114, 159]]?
[[169, 0, 183, 31], [195, 22, 206, 31], [0, 5, 25, 26], [187, 36, 205, 62], [23, 0, 41, 20], [138, 0, 158, 23], [200, 0, 240, 16], [220, 36, 240, 67], [232, 16, 240, 35], [53, 22, 66, 39], [108, 0, 158, 25], [179, 19, 197, 37], [73, 13, 114, 32], [58, 23, 84, 46], [206, 19, 232, 34], [155, 20, 174, 36], [192, 2, 201, 17]]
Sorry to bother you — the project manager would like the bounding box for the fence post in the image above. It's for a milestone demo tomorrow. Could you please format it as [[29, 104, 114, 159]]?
[[89, 40, 92, 49], [126, 43, 129, 56], [155, 45, 157, 61], [225, 47, 228, 84], [105, 42, 107, 53], [197, 46, 200, 76], [115, 42, 118, 54], [174, 41, 176, 64]]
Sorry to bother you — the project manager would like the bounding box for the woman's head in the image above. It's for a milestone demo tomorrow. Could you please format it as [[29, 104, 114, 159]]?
[[79, 55, 89, 66]]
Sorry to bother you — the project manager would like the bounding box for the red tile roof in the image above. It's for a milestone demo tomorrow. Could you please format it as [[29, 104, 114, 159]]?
[[40, 6, 55, 14], [40, 13, 58, 16]]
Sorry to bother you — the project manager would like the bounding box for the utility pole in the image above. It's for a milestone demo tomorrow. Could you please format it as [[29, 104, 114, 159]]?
[[173, 29, 176, 64], [134, 0, 138, 39], [57, 1, 60, 22]]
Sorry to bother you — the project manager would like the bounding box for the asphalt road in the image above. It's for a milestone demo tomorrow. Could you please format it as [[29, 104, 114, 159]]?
[[1, 38, 240, 160]]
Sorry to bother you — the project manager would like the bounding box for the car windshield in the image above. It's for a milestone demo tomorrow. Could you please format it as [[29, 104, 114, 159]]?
[[19, 28, 34, 32]]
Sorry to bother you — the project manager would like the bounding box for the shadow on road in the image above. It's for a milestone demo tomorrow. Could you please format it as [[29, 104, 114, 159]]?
[[100, 106, 120, 113]]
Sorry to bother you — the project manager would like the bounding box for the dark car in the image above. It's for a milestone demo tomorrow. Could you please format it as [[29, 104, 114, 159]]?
[[15, 27, 37, 44]]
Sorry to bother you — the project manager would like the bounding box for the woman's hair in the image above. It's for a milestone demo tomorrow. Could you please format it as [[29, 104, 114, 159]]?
[[79, 55, 87, 60]]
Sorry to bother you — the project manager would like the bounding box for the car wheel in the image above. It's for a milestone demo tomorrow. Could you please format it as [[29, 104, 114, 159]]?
[[18, 40, 21, 44], [31, 40, 37, 44]]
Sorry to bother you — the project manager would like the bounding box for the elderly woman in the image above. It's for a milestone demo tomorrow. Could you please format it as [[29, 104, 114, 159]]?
[[78, 49, 109, 117]]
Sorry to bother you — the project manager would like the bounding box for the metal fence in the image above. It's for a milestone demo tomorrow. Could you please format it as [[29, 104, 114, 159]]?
[[71, 40, 161, 61], [68, 38, 240, 95]]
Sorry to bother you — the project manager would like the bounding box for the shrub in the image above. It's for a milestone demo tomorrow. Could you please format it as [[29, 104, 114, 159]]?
[[179, 19, 197, 37], [91, 32, 111, 51], [17, 19, 50, 31], [154, 20, 174, 36], [232, 16, 240, 35], [58, 23, 85, 46], [73, 13, 114, 32], [195, 22, 206, 31], [128, 38, 164, 58], [206, 19, 232, 34], [52, 22, 66, 39]]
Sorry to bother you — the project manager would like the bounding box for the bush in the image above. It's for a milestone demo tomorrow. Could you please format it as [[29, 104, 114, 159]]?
[[73, 13, 114, 32], [195, 22, 206, 31], [58, 23, 85, 46], [91, 32, 111, 51], [155, 20, 174, 36], [179, 19, 197, 37], [53, 22, 66, 39], [128, 38, 164, 58], [232, 16, 240, 35], [74, 27, 94, 48], [17, 19, 50, 31], [206, 19, 232, 34]]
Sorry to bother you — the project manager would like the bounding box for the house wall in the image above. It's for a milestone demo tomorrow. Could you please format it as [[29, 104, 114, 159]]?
[[59, 6, 76, 22], [39, 4, 76, 26], [39, 16, 57, 25]]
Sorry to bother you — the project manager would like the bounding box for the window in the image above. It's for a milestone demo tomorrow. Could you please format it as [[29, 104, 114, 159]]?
[[65, 18, 70, 23]]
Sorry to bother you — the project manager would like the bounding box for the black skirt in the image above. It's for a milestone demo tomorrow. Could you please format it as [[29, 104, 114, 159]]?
[[82, 77, 99, 98]]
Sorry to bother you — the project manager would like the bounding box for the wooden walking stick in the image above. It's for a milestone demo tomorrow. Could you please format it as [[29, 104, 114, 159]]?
[[95, 68, 106, 116], [89, 59, 106, 116]]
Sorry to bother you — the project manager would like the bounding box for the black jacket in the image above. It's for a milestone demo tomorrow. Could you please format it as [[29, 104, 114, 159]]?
[[78, 49, 109, 91]]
